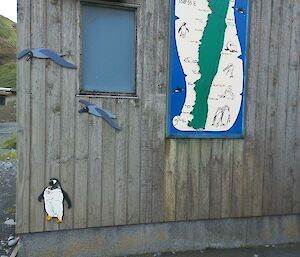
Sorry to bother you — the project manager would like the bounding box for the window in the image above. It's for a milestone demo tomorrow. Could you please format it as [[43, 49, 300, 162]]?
[[0, 96, 5, 106], [81, 3, 136, 95]]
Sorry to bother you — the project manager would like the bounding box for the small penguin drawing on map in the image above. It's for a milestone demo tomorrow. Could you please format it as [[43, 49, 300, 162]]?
[[178, 22, 189, 38], [38, 178, 72, 224], [219, 86, 234, 100], [225, 41, 238, 53], [212, 105, 231, 127], [223, 63, 234, 78]]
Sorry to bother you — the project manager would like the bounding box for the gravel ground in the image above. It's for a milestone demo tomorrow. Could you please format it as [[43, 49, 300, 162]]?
[[0, 122, 16, 145], [0, 122, 17, 257]]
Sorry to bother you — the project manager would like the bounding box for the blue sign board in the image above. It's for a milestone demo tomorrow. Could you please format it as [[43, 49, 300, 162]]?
[[167, 0, 250, 138]]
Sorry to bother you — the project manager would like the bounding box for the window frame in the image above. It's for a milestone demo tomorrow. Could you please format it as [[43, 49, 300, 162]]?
[[79, 0, 140, 98]]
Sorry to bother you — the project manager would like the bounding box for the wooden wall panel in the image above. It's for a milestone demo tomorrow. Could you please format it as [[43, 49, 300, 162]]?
[[291, 2, 300, 214], [29, 0, 47, 233], [242, 0, 260, 217], [165, 0, 300, 221], [44, 0, 62, 232], [139, 0, 156, 224], [262, 0, 282, 215], [198, 140, 210, 219], [114, 100, 129, 225], [187, 140, 201, 220], [16, 0, 31, 234], [101, 100, 117, 226], [127, 99, 141, 224], [87, 98, 103, 227], [221, 140, 233, 218], [17, 0, 300, 234]]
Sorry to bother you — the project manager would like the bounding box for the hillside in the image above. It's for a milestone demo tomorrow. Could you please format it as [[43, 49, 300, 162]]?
[[0, 15, 16, 88]]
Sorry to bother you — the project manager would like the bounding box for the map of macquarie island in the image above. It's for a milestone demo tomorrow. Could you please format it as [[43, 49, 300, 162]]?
[[168, 0, 249, 137]]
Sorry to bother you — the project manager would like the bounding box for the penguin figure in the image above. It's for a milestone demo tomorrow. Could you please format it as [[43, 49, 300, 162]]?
[[224, 41, 238, 53], [223, 63, 234, 78], [212, 106, 231, 127], [38, 178, 72, 223], [178, 22, 189, 38]]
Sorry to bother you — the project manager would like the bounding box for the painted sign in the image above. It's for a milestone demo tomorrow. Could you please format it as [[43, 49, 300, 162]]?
[[167, 0, 249, 138]]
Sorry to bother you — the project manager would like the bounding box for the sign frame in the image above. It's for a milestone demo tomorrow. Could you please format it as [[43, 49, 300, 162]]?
[[167, 0, 250, 138]]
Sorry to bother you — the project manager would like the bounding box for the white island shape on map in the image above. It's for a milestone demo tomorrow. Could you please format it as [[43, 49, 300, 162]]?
[[172, 0, 243, 132]]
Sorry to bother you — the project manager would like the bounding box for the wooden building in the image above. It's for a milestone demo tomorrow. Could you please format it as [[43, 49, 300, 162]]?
[[0, 87, 16, 106], [16, 0, 300, 256]]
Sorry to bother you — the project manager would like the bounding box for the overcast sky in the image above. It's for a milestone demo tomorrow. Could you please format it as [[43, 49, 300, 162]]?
[[0, 0, 17, 22]]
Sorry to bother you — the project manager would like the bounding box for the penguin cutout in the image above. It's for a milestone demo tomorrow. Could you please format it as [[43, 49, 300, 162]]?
[[38, 178, 72, 223]]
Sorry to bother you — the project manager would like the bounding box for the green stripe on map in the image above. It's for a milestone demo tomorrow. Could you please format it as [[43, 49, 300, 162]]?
[[189, 0, 230, 129]]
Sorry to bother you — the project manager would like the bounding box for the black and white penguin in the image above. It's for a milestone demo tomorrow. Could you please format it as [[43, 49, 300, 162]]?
[[38, 178, 72, 223], [178, 22, 189, 38], [212, 105, 231, 127]]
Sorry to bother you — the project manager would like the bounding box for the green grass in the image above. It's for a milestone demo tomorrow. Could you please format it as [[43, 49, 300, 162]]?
[[0, 15, 16, 88], [5, 207, 16, 214], [0, 62, 16, 88], [0, 15, 16, 46], [1, 133, 17, 149], [0, 151, 17, 159]]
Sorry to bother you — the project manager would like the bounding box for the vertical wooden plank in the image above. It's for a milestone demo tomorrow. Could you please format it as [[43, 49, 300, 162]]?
[[139, 0, 155, 223], [175, 140, 188, 221], [250, 0, 272, 217], [221, 139, 233, 218], [75, 1, 90, 229], [291, 1, 300, 213], [164, 139, 177, 221], [87, 99, 103, 227], [101, 100, 116, 226], [154, 0, 169, 99], [241, 0, 260, 217], [241, 139, 253, 217], [272, 0, 293, 214], [29, 0, 46, 233], [44, 0, 62, 232], [139, 121, 153, 223], [73, 1, 89, 229], [198, 140, 211, 219], [127, 99, 141, 224], [126, 1, 143, 225], [208, 140, 223, 219], [114, 99, 128, 225], [281, 0, 297, 214], [262, 0, 281, 215], [74, 150, 88, 229], [151, 95, 166, 222], [16, 0, 31, 234], [293, 82, 300, 213], [60, 0, 77, 230], [151, 0, 169, 223], [231, 140, 244, 217], [187, 140, 200, 220]]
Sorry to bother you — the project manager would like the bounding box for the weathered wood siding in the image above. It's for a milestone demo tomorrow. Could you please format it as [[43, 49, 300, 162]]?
[[17, 0, 300, 233], [165, 0, 300, 221]]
